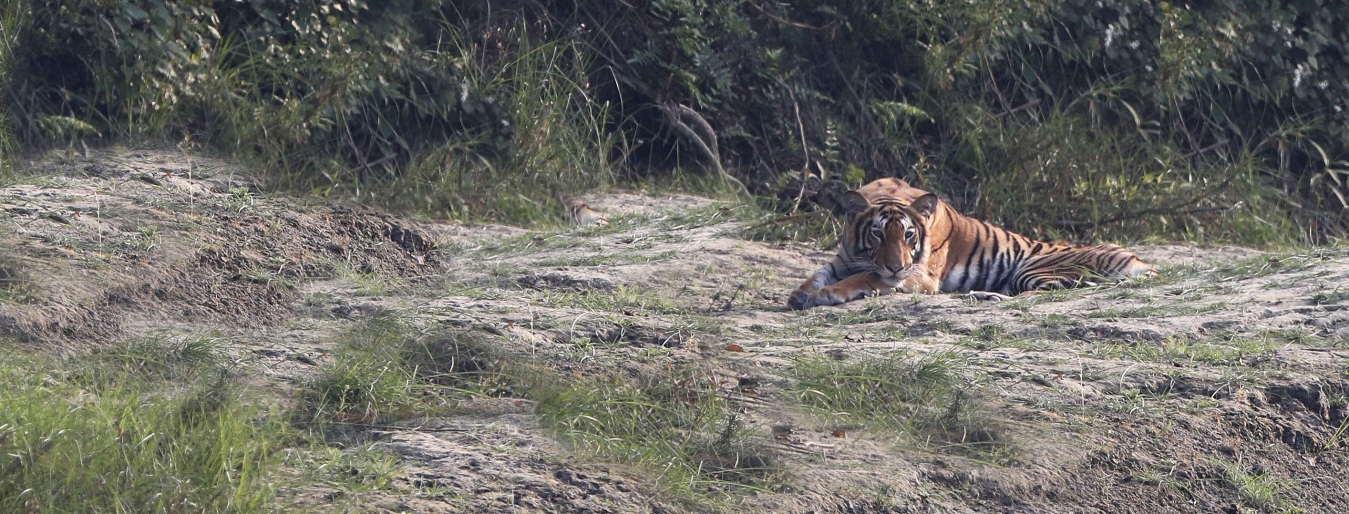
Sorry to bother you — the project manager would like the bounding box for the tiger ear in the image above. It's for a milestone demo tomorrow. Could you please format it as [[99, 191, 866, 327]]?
[[840, 191, 870, 216], [912, 194, 939, 217]]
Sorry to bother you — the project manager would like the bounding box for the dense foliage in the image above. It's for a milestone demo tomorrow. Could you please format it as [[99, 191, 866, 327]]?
[[2, 0, 1347, 242]]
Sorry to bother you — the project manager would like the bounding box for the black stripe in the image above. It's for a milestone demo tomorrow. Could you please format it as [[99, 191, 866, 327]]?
[[930, 205, 954, 253], [851, 213, 868, 249], [956, 226, 983, 292], [978, 222, 997, 289], [960, 222, 994, 291], [1032, 250, 1077, 269], [1108, 254, 1133, 275], [1099, 254, 1120, 275], [914, 223, 927, 264], [990, 250, 1011, 293], [986, 231, 1003, 291]]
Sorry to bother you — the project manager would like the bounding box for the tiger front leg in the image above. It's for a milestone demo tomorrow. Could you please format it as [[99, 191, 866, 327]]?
[[789, 261, 847, 310], [791, 271, 898, 310]]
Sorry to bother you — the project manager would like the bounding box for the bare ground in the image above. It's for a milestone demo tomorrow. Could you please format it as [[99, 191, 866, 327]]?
[[3, 146, 1347, 513]]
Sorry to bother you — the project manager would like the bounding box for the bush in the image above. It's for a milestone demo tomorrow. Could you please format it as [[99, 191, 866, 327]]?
[[576, 0, 1348, 243], [4, 0, 1347, 241], [7, 0, 610, 224]]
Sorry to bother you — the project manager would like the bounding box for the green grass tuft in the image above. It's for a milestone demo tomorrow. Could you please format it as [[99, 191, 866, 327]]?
[[790, 350, 1011, 460], [82, 332, 236, 381], [302, 315, 515, 424], [1217, 459, 1296, 513], [535, 366, 781, 503]]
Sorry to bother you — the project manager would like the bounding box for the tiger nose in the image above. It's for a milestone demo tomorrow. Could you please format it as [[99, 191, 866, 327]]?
[[885, 263, 905, 275]]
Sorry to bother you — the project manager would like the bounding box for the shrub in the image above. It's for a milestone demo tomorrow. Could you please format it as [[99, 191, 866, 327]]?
[[5, 0, 1347, 241]]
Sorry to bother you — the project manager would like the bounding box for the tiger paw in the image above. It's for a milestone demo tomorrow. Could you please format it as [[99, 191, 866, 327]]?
[[968, 291, 1012, 302], [789, 291, 840, 309], [788, 288, 852, 309]]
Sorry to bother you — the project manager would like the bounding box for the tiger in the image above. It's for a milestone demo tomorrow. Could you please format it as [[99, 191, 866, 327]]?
[[788, 178, 1153, 310]]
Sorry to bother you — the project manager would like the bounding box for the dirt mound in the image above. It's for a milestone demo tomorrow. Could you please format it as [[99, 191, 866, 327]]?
[[0, 148, 444, 346]]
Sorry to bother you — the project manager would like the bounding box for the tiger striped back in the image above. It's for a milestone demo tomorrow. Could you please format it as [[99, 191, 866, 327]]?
[[789, 178, 1152, 309]]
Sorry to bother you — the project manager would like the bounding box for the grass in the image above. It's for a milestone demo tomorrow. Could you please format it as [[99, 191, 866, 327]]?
[[997, 287, 1082, 312], [1202, 249, 1348, 282], [534, 365, 782, 504], [530, 285, 690, 316], [1133, 465, 1195, 499], [332, 265, 408, 298], [302, 314, 516, 425], [1084, 333, 1282, 369], [124, 225, 161, 252], [534, 248, 681, 267], [0, 345, 282, 513], [462, 202, 740, 258], [0, 0, 19, 181], [1310, 288, 1349, 306], [300, 315, 783, 506], [2, 318, 521, 511], [1216, 459, 1297, 513], [0, 252, 37, 304], [798, 299, 903, 327], [957, 324, 1057, 352], [1085, 301, 1227, 319], [740, 206, 840, 249], [288, 444, 407, 507], [1327, 414, 1349, 452], [789, 350, 1011, 460], [81, 332, 237, 381]]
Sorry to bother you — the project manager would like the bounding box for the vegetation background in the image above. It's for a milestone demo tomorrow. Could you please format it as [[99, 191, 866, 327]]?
[[4, 0, 1348, 244]]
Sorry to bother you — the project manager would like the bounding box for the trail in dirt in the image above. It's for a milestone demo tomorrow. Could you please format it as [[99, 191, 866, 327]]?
[[3, 147, 1347, 512]]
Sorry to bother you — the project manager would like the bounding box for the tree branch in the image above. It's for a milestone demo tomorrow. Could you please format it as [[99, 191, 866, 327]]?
[[662, 103, 747, 194], [789, 86, 811, 214]]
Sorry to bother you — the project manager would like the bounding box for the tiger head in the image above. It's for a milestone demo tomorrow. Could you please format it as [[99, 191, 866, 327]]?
[[839, 190, 940, 280]]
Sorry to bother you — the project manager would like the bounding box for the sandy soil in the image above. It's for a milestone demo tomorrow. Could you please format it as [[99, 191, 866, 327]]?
[[2, 146, 1346, 513]]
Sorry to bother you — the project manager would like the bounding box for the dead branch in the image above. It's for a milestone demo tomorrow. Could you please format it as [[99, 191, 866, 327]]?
[[789, 86, 811, 213], [662, 103, 747, 194]]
